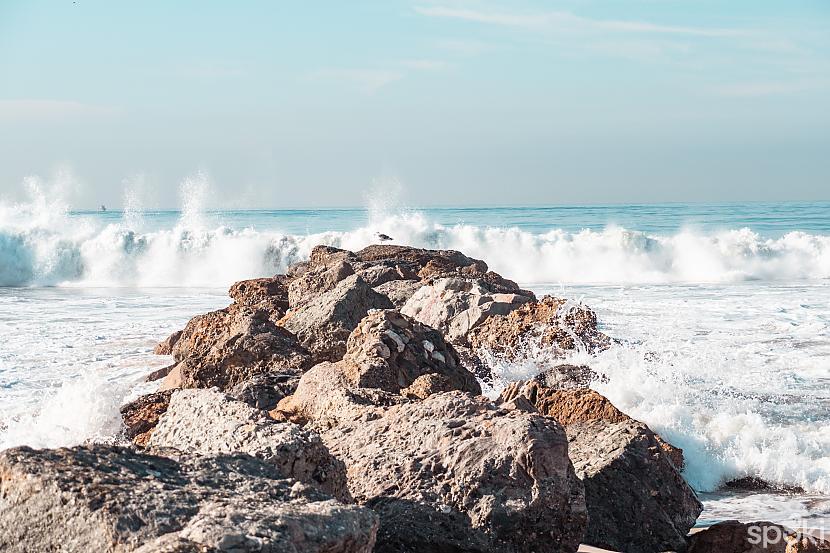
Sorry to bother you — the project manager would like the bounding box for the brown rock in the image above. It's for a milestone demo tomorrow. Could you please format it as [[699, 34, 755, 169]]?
[[280, 274, 394, 363], [154, 330, 182, 355], [120, 390, 174, 446], [567, 418, 702, 553], [468, 295, 611, 358], [227, 274, 290, 318], [372, 279, 423, 308], [324, 391, 588, 553]]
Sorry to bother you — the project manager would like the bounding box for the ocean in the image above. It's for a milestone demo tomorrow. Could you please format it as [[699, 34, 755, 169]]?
[[1, 193, 829, 529]]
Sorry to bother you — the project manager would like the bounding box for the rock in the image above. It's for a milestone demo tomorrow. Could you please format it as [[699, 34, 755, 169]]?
[[534, 363, 608, 389], [280, 274, 393, 363], [120, 390, 174, 446], [341, 309, 480, 396], [724, 476, 806, 494], [685, 520, 830, 552], [0, 445, 378, 553], [401, 277, 534, 344], [468, 295, 611, 358], [147, 389, 349, 501], [355, 244, 488, 277], [145, 363, 176, 382], [275, 310, 481, 427], [567, 418, 702, 553], [372, 279, 423, 308], [499, 382, 685, 472], [273, 361, 403, 428], [162, 307, 312, 391], [324, 391, 588, 553], [228, 371, 301, 411], [227, 275, 290, 318], [288, 259, 355, 307], [154, 330, 182, 355]]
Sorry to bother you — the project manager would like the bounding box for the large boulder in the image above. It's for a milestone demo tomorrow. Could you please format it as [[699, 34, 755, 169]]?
[[567, 418, 702, 553], [161, 307, 312, 391], [372, 279, 423, 308], [323, 391, 588, 553], [274, 310, 481, 427], [468, 295, 611, 358], [227, 275, 290, 318], [0, 445, 378, 553], [401, 277, 534, 344], [341, 309, 480, 395], [280, 274, 393, 363], [688, 520, 830, 552], [499, 381, 685, 470], [147, 389, 349, 501]]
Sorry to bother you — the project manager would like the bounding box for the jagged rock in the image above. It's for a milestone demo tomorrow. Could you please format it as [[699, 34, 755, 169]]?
[[154, 330, 182, 355], [468, 295, 611, 357], [401, 277, 534, 344], [147, 389, 349, 501], [324, 391, 588, 553], [288, 259, 355, 307], [161, 307, 312, 391], [228, 371, 301, 411], [120, 390, 174, 446], [372, 279, 423, 308], [228, 275, 290, 318], [534, 363, 608, 389], [567, 418, 702, 553], [280, 274, 393, 363], [499, 382, 685, 471], [341, 309, 480, 395], [355, 244, 488, 277], [273, 362, 403, 428], [0, 445, 378, 553], [274, 310, 481, 427]]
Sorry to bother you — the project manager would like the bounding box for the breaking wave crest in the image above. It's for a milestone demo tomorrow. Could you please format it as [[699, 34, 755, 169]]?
[[1, 200, 828, 288]]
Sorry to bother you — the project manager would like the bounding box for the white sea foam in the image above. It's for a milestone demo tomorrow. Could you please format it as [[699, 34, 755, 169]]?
[[1, 198, 829, 288]]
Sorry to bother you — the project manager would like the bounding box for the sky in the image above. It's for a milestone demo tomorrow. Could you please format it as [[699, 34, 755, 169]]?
[[0, 0, 828, 209]]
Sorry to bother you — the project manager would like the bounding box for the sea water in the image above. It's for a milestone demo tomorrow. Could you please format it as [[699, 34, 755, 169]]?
[[1, 185, 829, 528]]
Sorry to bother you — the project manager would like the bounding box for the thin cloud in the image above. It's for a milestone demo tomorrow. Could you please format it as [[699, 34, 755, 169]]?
[[309, 69, 404, 94], [415, 6, 748, 38], [0, 100, 119, 120], [398, 59, 448, 70], [710, 82, 811, 97]]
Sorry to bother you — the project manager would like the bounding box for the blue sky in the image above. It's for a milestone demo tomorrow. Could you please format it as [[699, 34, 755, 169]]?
[[0, 0, 828, 208]]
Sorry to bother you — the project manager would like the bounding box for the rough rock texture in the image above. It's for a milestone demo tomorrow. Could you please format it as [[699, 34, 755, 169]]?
[[120, 390, 174, 446], [228, 371, 301, 411], [341, 309, 480, 395], [567, 418, 702, 553], [323, 391, 588, 553], [275, 310, 481, 427], [147, 389, 349, 501], [499, 382, 685, 471], [0, 445, 378, 553], [533, 363, 608, 389], [273, 362, 403, 428], [401, 277, 534, 343], [228, 275, 290, 319], [162, 307, 312, 391], [468, 295, 611, 357], [280, 274, 393, 363], [288, 258, 355, 307], [154, 330, 182, 355], [372, 279, 423, 308]]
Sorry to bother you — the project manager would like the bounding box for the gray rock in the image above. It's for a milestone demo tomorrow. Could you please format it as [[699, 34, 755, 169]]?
[[0, 445, 378, 553], [372, 279, 423, 308], [227, 371, 300, 411], [567, 418, 702, 553], [281, 274, 393, 363], [148, 389, 350, 502], [324, 391, 588, 553], [401, 277, 533, 343]]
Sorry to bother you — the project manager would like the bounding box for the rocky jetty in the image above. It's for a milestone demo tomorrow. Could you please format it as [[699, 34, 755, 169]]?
[[0, 244, 706, 552]]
